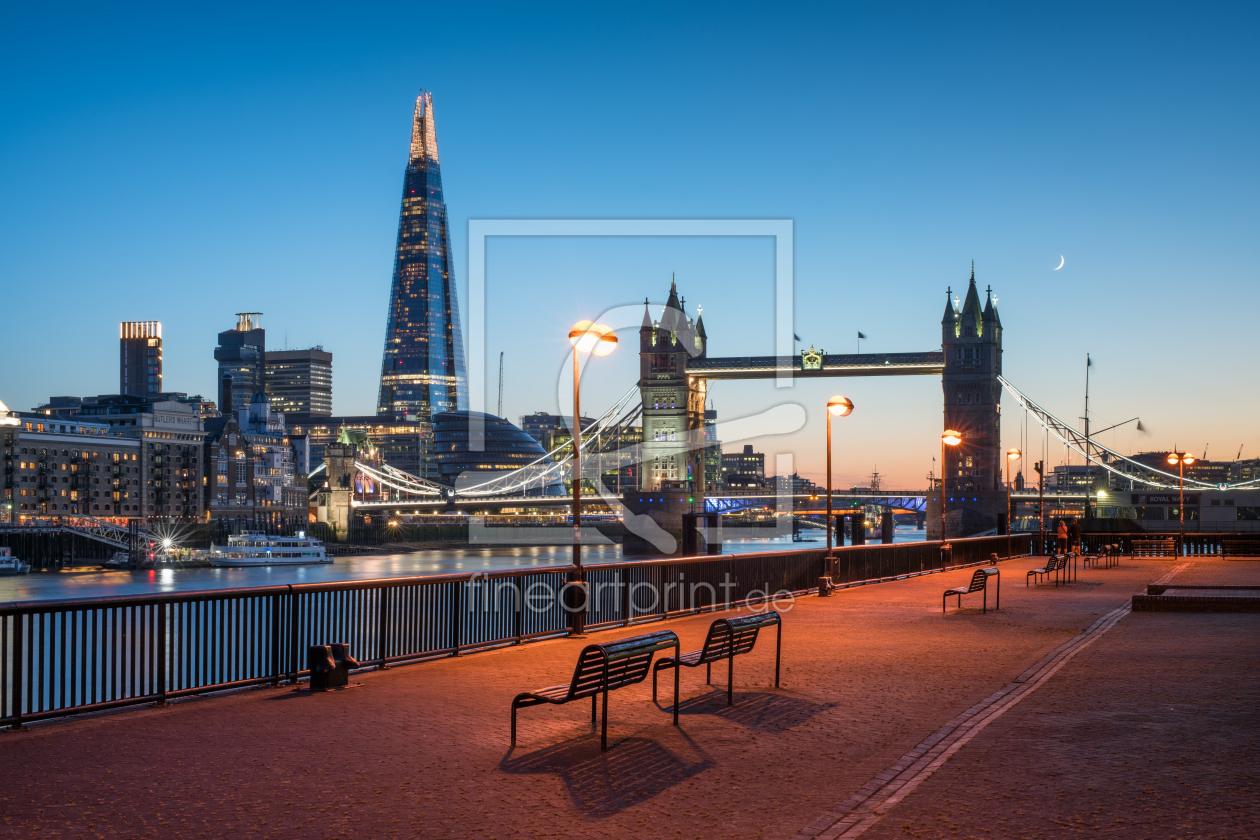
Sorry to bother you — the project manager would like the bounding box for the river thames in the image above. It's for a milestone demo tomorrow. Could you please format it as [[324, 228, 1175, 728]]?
[[0, 528, 927, 603]]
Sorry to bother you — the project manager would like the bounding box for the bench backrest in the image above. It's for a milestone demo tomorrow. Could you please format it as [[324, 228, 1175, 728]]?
[[962, 568, 989, 593], [563, 630, 679, 701], [697, 611, 780, 663]]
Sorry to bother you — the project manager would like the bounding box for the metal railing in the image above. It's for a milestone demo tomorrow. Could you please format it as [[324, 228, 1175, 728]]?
[[0, 534, 1027, 729]]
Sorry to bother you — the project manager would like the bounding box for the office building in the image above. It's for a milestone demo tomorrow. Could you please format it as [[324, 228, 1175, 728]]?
[[377, 91, 467, 421], [286, 414, 435, 480], [519, 412, 596, 443], [204, 392, 307, 530], [432, 411, 555, 491], [265, 348, 333, 417], [75, 394, 208, 520], [721, 444, 765, 490], [3, 410, 141, 522], [120, 321, 162, 396], [215, 313, 266, 416]]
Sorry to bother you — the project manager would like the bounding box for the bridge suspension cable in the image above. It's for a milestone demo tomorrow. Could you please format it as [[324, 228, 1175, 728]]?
[[999, 376, 1257, 491]]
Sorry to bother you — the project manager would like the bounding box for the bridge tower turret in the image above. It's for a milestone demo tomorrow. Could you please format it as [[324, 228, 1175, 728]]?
[[638, 278, 706, 493], [939, 265, 1004, 537]]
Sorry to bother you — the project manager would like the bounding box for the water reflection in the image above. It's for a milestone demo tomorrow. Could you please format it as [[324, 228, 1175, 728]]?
[[0, 529, 925, 604]]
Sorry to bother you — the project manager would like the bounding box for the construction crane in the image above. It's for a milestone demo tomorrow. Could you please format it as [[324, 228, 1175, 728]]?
[[497, 351, 504, 418], [1203, 443, 1209, 461], [1237, 445, 1245, 462]]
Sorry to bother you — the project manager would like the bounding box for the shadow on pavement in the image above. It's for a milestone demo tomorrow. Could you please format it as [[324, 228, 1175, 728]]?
[[501, 735, 711, 815], [674, 690, 833, 732]]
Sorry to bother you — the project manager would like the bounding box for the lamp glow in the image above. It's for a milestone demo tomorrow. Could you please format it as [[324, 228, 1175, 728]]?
[[1007, 447, 1021, 461], [569, 321, 618, 356], [827, 395, 854, 417], [942, 430, 962, 446]]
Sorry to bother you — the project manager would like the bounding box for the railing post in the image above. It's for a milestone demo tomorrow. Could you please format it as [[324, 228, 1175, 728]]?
[[377, 586, 390, 670], [270, 591, 281, 687], [514, 578, 524, 644], [9, 614, 26, 730], [157, 602, 168, 705], [288, 586, 300, 685], [450, 582, 462, 656], [621, 569, 631, 626]]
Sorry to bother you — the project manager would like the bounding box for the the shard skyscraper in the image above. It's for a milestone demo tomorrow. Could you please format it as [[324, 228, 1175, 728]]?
[[377, 91, 468, 421]]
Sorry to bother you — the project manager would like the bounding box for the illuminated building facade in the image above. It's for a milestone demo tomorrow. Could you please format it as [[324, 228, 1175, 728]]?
[[285, 415, 435, 480], [215, 313, 266, 417], [265, 348, 333, 417], [120, 321, 162, 397], [377, 91, 467, 422]]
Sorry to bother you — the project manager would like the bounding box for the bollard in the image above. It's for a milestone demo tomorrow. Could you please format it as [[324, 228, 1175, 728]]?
[[308, 643, 361, 691], [817, 575, 834, 597]]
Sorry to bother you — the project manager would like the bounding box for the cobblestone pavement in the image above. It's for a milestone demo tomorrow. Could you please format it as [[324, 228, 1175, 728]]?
[[1, 556, 1255, 839]]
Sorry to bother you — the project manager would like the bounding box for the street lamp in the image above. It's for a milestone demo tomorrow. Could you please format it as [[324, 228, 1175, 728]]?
[[1006, 448, 1021, 559], [1166, 451, 1195, 554], [941, 429, 962, 541], [567, 320, 617, 636], [825, 396, 854, 558]]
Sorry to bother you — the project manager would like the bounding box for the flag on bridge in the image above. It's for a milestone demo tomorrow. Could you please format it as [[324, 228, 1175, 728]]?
[[857, 331, 867, 339]]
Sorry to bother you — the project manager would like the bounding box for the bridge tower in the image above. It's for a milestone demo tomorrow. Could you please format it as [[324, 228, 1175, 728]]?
[[938, 267, 1004, 537], [637, 278, 707, 493]]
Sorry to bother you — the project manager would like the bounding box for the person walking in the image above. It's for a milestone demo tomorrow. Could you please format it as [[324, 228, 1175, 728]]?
[[1068, 519, 1082, 554], [1056, 519, 1069, 554]]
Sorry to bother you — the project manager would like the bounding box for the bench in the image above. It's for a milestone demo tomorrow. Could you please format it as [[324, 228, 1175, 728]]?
[[1084, 543, 1121, 569], [1132, 538, 1177, 558], [510, 629, 680, 751], [1221, 541, 1260, 558], [651, 611, 782, 706], [943, 567, 1000, 613], [1027, 554, 1068, 587]]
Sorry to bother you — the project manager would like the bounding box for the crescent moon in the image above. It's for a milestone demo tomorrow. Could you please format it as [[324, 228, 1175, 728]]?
[[1053, 255, 1065, 270]]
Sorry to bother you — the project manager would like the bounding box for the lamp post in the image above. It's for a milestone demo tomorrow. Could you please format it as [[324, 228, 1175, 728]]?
[[825, 396, 854, 558], [567, 320, 617, 636], [941, 430, 962, 541], [1006, 448, 1020, 559], [1166, 451, 1195, 556]]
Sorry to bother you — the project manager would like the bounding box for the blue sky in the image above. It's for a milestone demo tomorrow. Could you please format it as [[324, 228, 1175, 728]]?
[[2, 2, 1257, 487]]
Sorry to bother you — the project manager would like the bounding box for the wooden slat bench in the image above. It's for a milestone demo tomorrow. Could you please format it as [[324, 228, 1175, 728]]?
[[1027, 554, 1068, 587], [1132, 538, 1177, 558], [651, 611, 782, 706], [1221, 541, 1260, 558], [943, 567, 1000, 613], [510, 629, 680, 751]]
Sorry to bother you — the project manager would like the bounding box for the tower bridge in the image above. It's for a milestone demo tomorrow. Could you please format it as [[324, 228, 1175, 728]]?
[[326, 266, 1260, 545], [326, 267, 1008, 541]]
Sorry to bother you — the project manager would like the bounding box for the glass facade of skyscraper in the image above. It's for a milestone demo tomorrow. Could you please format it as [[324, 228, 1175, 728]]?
[[377, 91, 467, 422]]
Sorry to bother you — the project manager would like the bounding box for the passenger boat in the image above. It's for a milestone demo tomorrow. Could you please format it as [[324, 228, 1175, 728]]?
[[209, 531, 330, 567], [0, 547, 30, 576]]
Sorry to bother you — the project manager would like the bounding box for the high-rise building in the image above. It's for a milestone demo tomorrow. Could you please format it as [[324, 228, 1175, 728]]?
[[215, 313, 265, 415], [120, 321, 162, 396], [377, 91, 467, 422], [266, 348, 333, 416]]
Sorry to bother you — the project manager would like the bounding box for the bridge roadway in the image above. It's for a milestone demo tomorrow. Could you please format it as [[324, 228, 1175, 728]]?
[[352, 489, 1088, 514], [688, 351, 944, 379]]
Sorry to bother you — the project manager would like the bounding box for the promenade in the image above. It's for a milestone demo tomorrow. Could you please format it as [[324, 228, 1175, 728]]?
[[1, 555, 1256, 839]]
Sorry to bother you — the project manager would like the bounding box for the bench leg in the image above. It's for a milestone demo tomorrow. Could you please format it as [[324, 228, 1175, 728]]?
[[673, 642, 680, 727], [592, 693, 597, 726], [601, 687, 609, 751], [652, 664, 658, 701], [706, 661, 711, 685], [727, 656, 734, 706], [510, 699, 519, 747], [775, 622, 782, 689], [983, 587, 987, 614]]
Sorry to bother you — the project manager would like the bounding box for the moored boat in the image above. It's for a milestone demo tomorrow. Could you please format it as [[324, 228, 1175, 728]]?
[[209, 531, 330, 567], [0, 547, 31, 576]]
